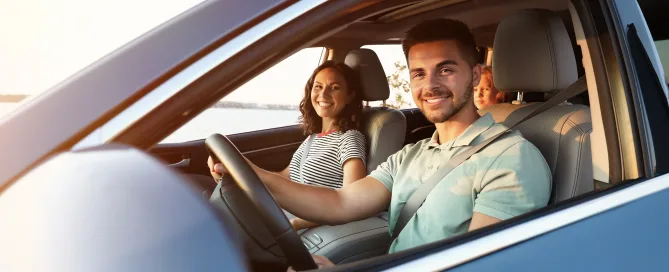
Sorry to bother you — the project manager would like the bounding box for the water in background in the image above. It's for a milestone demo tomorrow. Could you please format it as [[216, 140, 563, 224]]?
[[1, 103, 301, 144], [162, 108, 301, 143]]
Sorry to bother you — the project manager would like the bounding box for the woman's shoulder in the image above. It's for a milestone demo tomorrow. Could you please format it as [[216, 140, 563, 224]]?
[[339, 129, 365, 141], [337, 130, 366, 151]]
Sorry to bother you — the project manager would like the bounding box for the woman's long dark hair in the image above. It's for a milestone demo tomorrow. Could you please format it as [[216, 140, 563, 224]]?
[[299, 61, 363, 135]]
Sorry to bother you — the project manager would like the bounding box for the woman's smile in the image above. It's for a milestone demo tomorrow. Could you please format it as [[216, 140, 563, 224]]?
[[317, 101, 334, 107]]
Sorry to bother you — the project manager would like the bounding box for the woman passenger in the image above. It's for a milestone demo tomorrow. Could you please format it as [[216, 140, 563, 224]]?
[[208, 61, 367, 230]]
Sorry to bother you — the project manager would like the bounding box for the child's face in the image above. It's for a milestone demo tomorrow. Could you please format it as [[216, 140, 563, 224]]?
[[473, 74, 499, 110]]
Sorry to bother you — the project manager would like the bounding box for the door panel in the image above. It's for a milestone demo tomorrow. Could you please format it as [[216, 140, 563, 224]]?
[[150, 109, 430, 193], [229, 125, 305, 172], [150, 125, 305, 191]]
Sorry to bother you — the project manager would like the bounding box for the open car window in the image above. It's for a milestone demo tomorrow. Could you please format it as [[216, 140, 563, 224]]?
[[361, 44, 416, 109], [161, 47, 324, 143]]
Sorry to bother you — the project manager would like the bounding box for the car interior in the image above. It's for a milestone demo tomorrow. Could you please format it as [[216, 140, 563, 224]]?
[[145, 0, 605, 270]]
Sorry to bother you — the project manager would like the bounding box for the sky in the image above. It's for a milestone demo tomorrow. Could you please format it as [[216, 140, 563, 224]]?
[[0, 0, 205, 95], [0, 0, 413, 108]]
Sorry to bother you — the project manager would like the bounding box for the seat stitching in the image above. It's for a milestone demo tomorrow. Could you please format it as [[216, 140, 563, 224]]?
[[552, 109, 581, 201], [572, 127, 592, 197], [539, 12, 558, 90], [565, 119, 586, 134]]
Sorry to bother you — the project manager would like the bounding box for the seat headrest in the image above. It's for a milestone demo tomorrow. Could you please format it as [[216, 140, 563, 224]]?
[[345, 49, 390, 101], [493, 9, 577, 93]]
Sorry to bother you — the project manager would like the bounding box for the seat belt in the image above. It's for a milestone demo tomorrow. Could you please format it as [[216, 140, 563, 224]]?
[[391, 76, 588, 240], [299, 134, 315, 184]]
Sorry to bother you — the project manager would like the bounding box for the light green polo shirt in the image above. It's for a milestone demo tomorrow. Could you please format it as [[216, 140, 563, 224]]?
[[369, 113, 551, 253]]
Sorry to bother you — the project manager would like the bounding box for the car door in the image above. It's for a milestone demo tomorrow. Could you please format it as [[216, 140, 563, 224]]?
[[149, 47, 326, 192]]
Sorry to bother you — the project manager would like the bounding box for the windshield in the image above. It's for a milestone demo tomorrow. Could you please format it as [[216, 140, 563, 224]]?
[[0, 0, 205, 119]]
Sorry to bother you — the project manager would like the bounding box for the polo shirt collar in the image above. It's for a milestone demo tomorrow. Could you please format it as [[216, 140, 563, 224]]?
[[426, 113, 496, 150]]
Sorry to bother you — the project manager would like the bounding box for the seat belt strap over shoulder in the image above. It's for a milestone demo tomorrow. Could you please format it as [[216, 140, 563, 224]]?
[[299, 134, 315, 184], [391, 76, 588, 239]]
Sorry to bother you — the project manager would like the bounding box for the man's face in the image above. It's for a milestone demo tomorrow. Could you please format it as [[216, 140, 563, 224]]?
[[408, 40, 481, 123]]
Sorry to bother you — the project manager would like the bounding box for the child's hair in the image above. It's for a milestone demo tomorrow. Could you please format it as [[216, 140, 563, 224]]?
[[481, 66, 514, 103]]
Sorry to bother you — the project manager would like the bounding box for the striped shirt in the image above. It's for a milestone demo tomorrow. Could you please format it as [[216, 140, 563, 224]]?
[[289, 130, 366, 189]]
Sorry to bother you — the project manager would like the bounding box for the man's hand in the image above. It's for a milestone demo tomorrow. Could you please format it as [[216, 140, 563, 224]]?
[[290, 218, 320, 231], [287, 255, 334, 271], [207, 156, 228, 183], [289, 218, 301, 230]]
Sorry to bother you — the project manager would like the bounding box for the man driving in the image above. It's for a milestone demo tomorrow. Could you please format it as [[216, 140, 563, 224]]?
[[209, 18, 551, 268]]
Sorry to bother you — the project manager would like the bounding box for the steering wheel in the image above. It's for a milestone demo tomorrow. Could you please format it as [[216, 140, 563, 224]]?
[[205, 134, 317, 271]]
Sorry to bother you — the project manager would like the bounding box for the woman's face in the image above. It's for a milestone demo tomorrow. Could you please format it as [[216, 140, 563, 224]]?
[[473, 74, 499, 110], [311, 68, 353, 120]]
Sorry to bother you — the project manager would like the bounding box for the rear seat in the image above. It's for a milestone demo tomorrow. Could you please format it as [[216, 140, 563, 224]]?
[[345, 49, 406, 173], [480, 9, 593, 203]]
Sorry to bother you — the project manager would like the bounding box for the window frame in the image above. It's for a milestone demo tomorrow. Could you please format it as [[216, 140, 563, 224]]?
[[606, 0, 669, 179]]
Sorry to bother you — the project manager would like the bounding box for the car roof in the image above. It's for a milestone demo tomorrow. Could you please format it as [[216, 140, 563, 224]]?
[[317, 0, 568, 48]]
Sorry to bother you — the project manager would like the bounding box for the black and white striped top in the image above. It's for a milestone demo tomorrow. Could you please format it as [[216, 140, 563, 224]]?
[[289, 130, 366, 189]]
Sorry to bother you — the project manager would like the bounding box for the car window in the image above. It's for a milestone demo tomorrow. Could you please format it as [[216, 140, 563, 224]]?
[[361, 44, 416, 109], [639, 0, 669, 85], [635, 1, 669, 174], [627, 24, 669, 175], [161, 47, 324, 143], [652, 39, 669, 85]]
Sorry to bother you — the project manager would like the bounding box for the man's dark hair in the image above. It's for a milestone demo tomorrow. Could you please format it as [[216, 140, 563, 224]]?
[[402, 19, 478, 66]]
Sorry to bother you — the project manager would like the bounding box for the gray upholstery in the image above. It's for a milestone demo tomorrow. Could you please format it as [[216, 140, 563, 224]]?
[[345, 49, 406, 173], [486, 9, 593, 203], [302, 213, 391, 264], [480, 103, 593, 202], [493, 9, 578, 93], [360, 108, 406, 173], [345, 49, 390, 101]]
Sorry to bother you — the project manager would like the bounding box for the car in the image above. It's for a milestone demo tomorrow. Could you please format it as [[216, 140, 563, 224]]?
[[1, 0, 668, 271]]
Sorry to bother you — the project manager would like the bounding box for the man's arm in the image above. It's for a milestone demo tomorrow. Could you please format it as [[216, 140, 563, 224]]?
[[278, 165, 291, 179], [258, 137, 404, 225], [341, 158, 367, 187], [468, 212, 501, 231], [472, 141, 551, 228], [291, 158, 368, 230], [257, 168, 391, 225], [209, 156, 390, 225]]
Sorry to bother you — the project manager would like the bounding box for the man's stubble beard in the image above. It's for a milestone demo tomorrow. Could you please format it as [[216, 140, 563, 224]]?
[[422, 77, 474, 124]]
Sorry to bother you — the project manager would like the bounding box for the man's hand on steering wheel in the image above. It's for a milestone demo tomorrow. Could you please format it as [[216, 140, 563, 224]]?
[[207, 156, 227, 182], [205, 134, 318, 270]]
